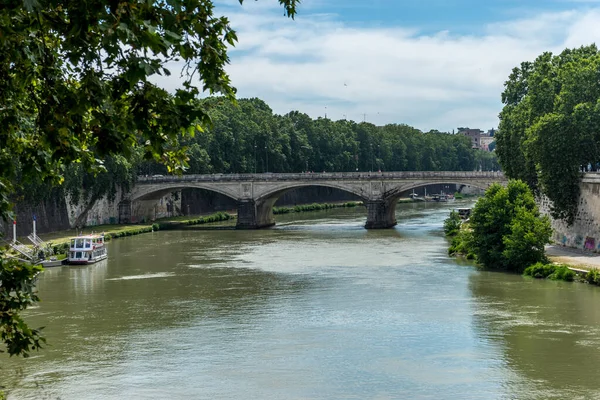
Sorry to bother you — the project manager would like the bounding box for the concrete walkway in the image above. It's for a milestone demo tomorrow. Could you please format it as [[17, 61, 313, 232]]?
[[546, 245, 600, 270]]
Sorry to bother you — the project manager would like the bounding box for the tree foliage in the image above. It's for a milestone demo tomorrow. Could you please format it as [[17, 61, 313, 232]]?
[[469, 180, 551, 273], [0, 0, 298, 359], [154, 97, 491, 174], [0, 259, 45, 357], [443, 210, 462, 236], [0, 0, 298, 223], [496, 45, 600, 223]]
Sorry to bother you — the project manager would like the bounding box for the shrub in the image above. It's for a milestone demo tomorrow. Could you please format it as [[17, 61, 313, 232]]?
[[524, 262, 556, 279], [152, 223, 160, 231], [586, 268, 600, 285], [549, 265, 575, 282], [524, 262, 575, 281], [443, 210, 462, 236], [448, 226, 475, 259]]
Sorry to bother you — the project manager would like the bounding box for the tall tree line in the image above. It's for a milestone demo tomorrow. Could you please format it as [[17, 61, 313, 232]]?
[[142, 97, 497, 176]]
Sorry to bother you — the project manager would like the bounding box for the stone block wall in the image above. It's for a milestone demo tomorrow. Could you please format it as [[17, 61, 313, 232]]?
[[539, 174, 600, 252]]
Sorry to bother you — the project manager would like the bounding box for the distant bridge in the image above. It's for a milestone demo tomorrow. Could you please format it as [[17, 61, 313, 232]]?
[[123, 171, 506, 229]]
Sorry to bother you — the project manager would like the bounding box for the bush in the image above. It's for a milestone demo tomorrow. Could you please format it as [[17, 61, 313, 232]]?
[[448, 226, 476, 259], [443, 210, 462, 236], [549, 265, 575, 282], [524, 262, 575, 281], [152, 223, 160, 231], [586, 268, 600, 285], [524, 262, 555, 279]]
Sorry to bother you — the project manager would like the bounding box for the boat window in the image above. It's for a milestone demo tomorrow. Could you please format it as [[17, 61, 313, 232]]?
[[71, 239, 75, 247], [76, 239, 84, 248], [75, 251, 82, 258], [70, 252, 74, 258], [85, 240, 91, 248]]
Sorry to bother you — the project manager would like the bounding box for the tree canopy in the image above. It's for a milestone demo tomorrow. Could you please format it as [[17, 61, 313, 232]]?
[[0, 0, 298, 224], [469, 180, 551, 273], [0, 0, 298, 358], [496, 45, 600, 224]]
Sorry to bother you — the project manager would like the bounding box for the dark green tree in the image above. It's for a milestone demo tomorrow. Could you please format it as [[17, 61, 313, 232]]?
[[469, 180, 551, 273], [496, 45, 600, 223], [0, 0, 298, 358]]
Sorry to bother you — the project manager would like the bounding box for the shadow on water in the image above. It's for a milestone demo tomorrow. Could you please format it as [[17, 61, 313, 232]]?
[[469, 271, 600, 398], [1, 232, 321, 396]]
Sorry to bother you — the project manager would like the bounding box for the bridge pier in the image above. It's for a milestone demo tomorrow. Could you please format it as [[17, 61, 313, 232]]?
[[236, 199, 276, 229], [365, 199, 398, 229]]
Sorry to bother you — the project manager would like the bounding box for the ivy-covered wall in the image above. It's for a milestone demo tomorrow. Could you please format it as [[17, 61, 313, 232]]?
[[540, 174, 600, 251]]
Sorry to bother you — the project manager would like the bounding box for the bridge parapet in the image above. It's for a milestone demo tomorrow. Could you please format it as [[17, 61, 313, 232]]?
[[137, 171, 505, 184]]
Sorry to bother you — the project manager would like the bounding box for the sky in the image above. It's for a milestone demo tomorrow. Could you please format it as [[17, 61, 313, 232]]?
[[157, 0, 600, 132]]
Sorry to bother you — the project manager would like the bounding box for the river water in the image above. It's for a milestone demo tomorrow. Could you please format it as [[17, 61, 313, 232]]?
[[3, 202, 600, 399]]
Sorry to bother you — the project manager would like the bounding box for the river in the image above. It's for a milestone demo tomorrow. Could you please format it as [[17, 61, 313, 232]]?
[[3, 202, 600, 399]]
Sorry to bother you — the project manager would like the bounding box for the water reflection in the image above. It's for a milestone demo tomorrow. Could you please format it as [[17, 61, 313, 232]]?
[[469, 271, 600, 399]]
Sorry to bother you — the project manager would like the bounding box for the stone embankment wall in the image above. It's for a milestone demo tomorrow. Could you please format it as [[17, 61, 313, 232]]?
[[0, 191, 71, 238], [539, 174, 600, 252]]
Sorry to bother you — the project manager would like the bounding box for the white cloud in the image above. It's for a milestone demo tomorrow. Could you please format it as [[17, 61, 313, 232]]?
[[153, 4, 600, 132]]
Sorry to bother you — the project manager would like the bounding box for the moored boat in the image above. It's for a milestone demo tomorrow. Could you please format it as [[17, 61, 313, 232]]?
[[68, 234, 107, 264]]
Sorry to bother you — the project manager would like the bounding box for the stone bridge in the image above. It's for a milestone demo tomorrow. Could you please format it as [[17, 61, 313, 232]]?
[[125, 171, 506, 229]]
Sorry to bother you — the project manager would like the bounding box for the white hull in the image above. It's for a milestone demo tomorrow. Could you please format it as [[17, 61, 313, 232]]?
[[68, 253, 108, 265]]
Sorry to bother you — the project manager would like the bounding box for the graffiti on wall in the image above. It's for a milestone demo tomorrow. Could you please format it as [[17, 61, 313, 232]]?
[[585, 236, 596, 251]]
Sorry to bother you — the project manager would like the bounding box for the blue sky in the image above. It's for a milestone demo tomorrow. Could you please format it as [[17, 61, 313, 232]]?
[[158, 0, 600, 132], [302, 0, 589, 29]]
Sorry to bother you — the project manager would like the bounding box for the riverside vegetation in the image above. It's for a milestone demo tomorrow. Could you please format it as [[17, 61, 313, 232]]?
[[445, 180, 600, 285], [273, 201, 361, 215], [445, 180, 553, 273]]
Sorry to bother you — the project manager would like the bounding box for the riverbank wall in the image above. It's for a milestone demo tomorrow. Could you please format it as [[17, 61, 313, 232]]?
[[0, 190, 71, 238], [540, 173, 600, 252]]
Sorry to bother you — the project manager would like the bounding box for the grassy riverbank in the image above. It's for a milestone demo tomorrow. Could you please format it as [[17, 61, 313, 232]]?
[[36, 211, 236, 246], [273, 201, 362, 215], [29, 201, 365, 254]]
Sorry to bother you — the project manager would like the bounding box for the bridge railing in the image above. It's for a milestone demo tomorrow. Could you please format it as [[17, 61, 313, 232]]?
[[136, 171, 505, 183]]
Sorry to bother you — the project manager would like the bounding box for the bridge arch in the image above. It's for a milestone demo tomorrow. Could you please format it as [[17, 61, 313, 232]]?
[[255, 182, 368, 204], [123, 183, 241, 224], [128, 183, 240, 203], [381, 179, 496, 201], [240, 182, 369, 230]]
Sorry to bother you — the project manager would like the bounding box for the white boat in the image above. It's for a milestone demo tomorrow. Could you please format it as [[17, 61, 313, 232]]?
[[68, 234, 108, 264]]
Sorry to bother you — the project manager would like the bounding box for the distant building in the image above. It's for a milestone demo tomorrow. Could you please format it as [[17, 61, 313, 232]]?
[[457, 127, 495, 151], [457, 128, 484, 148]]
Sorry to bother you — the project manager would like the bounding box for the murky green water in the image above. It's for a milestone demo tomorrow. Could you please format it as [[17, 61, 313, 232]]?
[[3, 202, 600, 399]]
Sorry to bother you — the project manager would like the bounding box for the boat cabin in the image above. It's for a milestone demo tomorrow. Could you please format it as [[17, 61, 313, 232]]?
[[68, 234, 107, 264]]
